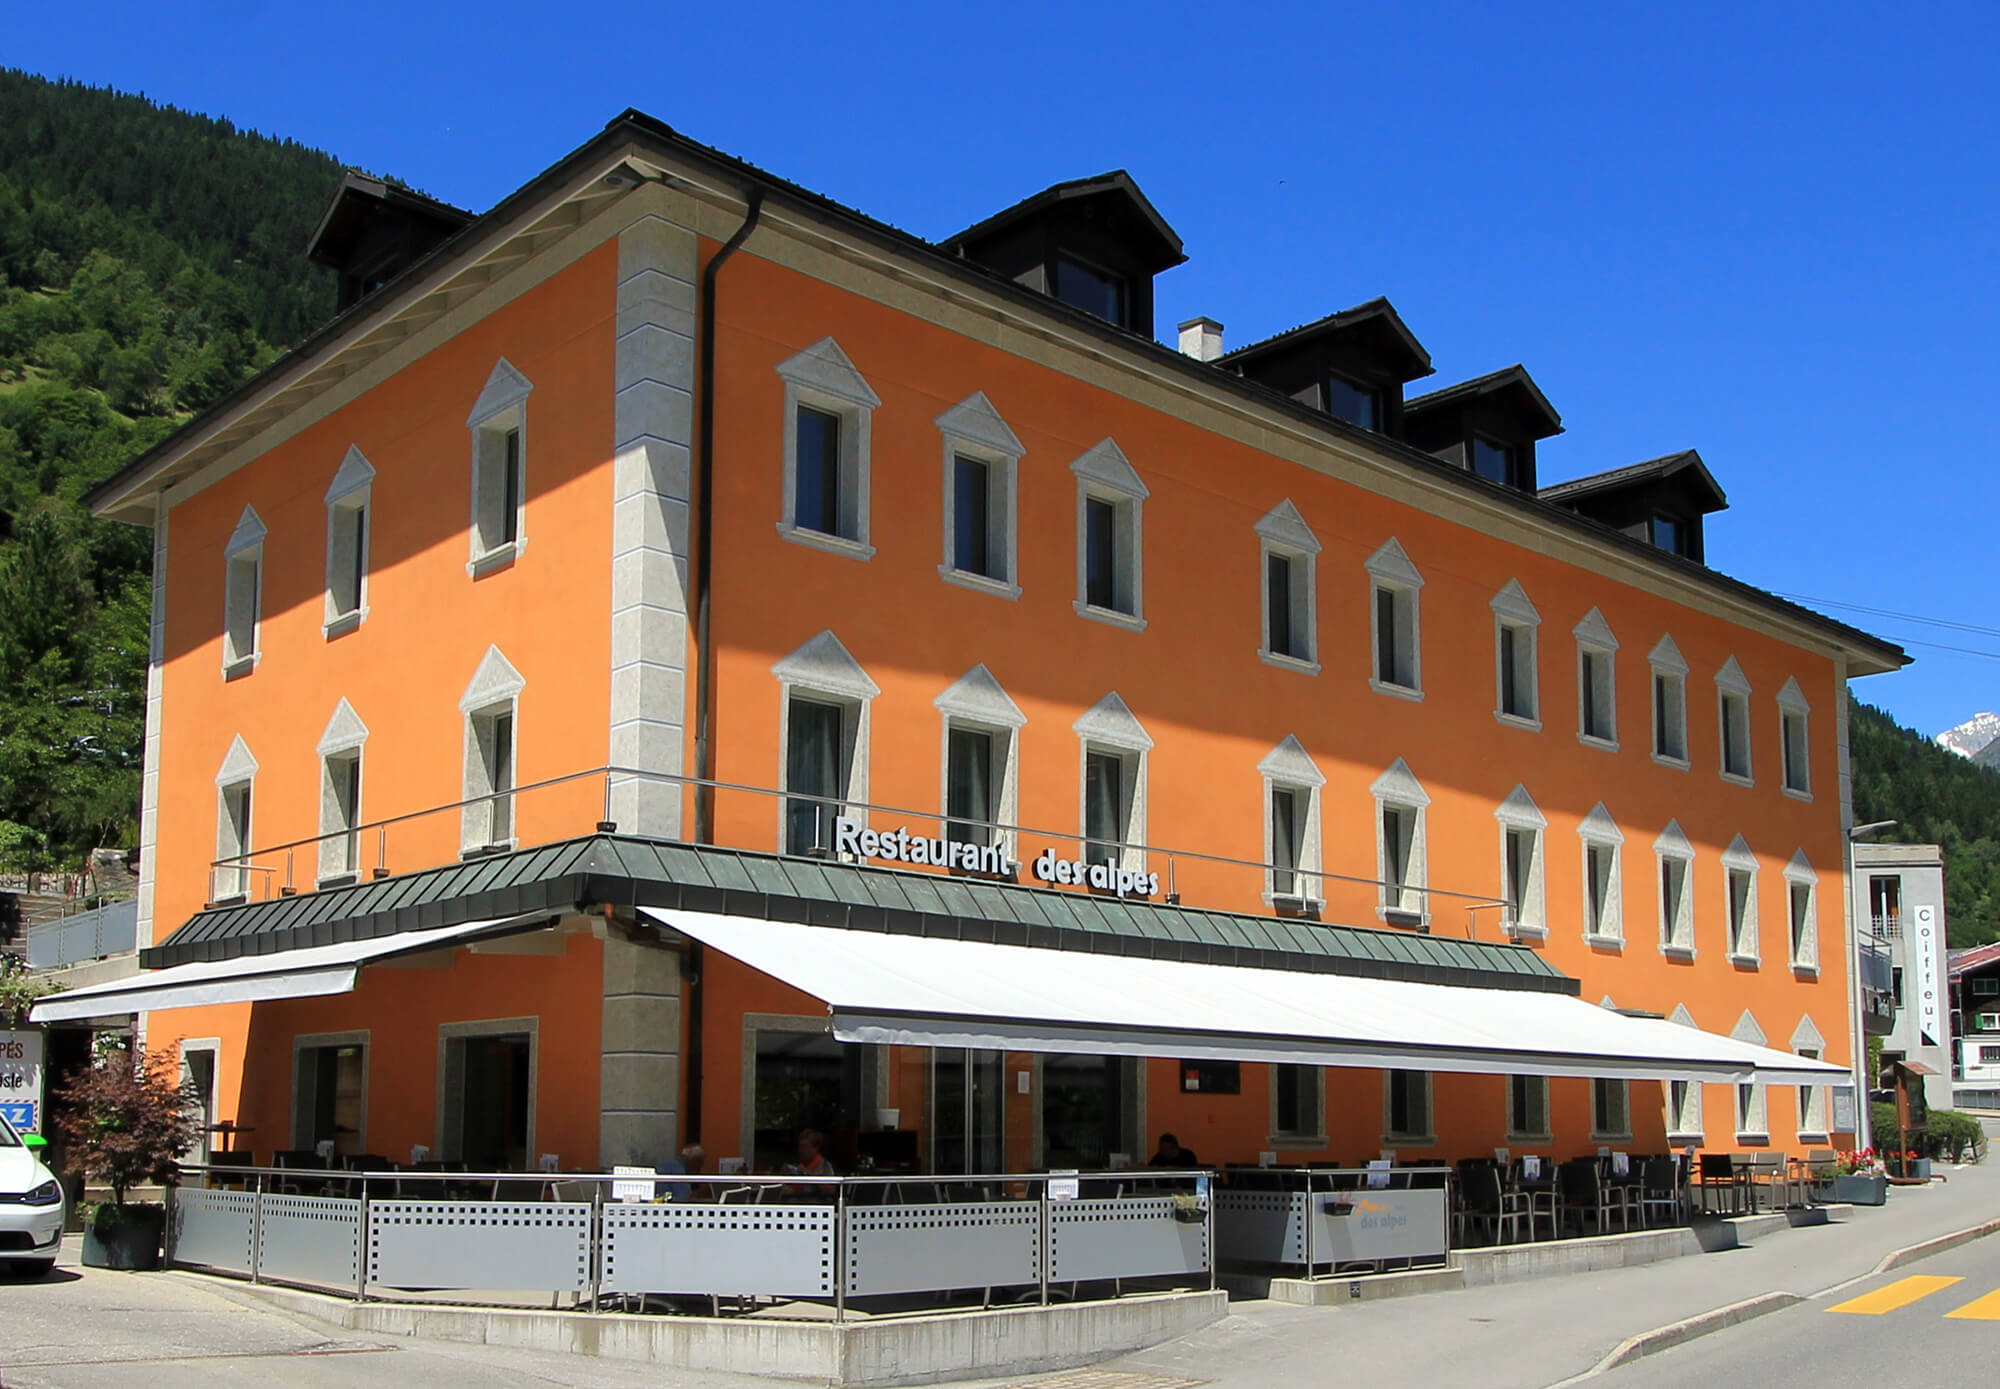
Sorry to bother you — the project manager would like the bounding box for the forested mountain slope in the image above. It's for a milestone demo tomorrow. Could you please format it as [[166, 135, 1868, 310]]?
[[1852, 698, 2000, 947]]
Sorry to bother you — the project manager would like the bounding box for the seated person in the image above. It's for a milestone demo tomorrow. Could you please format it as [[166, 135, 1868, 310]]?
[[657, 1142, 706, 1201], [1148, 1132, 1199, 1167], [786, 1129, 837, 1191]]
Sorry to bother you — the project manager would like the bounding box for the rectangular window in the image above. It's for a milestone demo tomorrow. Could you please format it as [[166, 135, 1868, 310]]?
[[1325, 373, 1380, 430], [1084, 750, 1127, 866], [1509, 1075, 1549, 1139], [950, 454, 995, 580], [1892, 966, 1904, 1008], [328, 498, 367, 622], [1505, 827, 1538, 929], [1580, 648, 1615, 742], [1054, 256, 1127, 326], [1668, 1079, 1701, 1137], [1796, 1048, 1825, 1135], [1374, 585, 1418, 690], [1653, 671, 1688, 762], [1472, 436, 1520, 487], [472, 421, 524, 558], [786, 697, 848, 856], [1721, 691, 1752, 779], [294, 1041, 367, 1158], [1271, 785, 1303, 898], [1661, 855, 1692, 951], [216, 779, 253, 901], [1981, 1045, 2000, 1064], [320, 751, 362, 884], [1727, 867, 1754, 957], [223, 548, 260, 673], [1870, 875, 1902, 936], [1382, 805, 1413, 904], [1650, 514, 1684, 555], [945, 726, 997, 848], [1266, 552, 1297, 659], [1736, 1083, 1766, 1137], [1789, 881, 1813, 964], [1974, 978, 1999, 998], [794, 405, 842, 537], [1274, 1063, 1321, 1138], [1498, 622, 1536, 720], [1083, 497, 1125, 613], [1782, 709, 1810, 794], [462, 706, 516, 852], [1387, 1071, 1431, 1141], [1592, 1077, 1630, 1138], [1586, 843, 1617, 938]]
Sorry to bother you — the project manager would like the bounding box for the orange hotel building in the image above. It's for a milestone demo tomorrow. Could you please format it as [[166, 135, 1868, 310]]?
[[44, 111, 1904, 1179]]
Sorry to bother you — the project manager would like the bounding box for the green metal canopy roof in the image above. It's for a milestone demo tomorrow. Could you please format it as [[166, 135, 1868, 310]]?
[[147, 835, 1576, 995]]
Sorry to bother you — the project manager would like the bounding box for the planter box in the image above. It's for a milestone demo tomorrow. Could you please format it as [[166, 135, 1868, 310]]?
[[1832, 1173, 1887, 1206], [81, 1205, 165, 1270]]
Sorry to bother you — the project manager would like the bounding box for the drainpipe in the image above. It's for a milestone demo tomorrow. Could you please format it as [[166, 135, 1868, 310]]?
[[685, 188, 763, 1144]]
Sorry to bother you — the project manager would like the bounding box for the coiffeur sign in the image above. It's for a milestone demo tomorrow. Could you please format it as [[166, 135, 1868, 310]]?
[[0, 1030, 43, 1133]]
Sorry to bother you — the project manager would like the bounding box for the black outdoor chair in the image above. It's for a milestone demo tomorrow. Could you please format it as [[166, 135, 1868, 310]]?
[[1556, 1160, 1623, 1236]]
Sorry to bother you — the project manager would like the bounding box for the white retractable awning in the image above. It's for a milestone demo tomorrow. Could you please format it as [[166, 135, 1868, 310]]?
[[29, 913, 555, 1023], [648, 910, 1846, 1085]]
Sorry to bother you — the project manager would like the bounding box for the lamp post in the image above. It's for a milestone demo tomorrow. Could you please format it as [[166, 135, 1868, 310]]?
[[1848, 820, 1897, 1152]]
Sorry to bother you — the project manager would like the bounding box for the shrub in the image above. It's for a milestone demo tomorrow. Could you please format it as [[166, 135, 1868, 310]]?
[[55, 1042, 201, 1212], [1928, 1110, 1986, 1164]]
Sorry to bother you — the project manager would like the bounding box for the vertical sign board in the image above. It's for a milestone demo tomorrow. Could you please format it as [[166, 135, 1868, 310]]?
[[1914, 904, 1941, 1048], [0, 1030, 44, 1133]]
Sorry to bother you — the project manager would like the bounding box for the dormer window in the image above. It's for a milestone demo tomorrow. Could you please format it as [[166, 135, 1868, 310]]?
[[1650, 514, 1688, 556], [1054, 256, 1129, 327], [1472, 436, 1524, 487], [1325, 374, 1381, 430]]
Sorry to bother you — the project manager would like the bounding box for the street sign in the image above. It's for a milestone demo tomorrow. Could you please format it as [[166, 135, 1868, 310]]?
[[0, 1029, 44, 1133]]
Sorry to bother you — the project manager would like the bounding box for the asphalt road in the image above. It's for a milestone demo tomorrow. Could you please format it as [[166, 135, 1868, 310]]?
[[1599, 1234, 2000, 1388]]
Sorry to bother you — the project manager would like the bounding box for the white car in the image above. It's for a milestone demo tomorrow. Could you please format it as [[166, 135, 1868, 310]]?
[[0, 1110, 63, 1277]]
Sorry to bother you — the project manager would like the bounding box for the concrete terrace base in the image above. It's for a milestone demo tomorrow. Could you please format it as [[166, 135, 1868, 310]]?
[[193, 1279, 1228, 1388]]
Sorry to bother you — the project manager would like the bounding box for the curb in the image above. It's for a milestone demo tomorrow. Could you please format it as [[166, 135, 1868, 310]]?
[[1873, 1217, 2000, 1274], [1582, 1292, 1803, 1376]]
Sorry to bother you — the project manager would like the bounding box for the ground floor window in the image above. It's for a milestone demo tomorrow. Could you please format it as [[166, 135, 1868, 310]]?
[[181, 1043, 218, 1164], [750, 1024, 877, 1172], [293, 1035, 367, 1158], [1041, 1054, 1136, 1168], [1667, 1079, 1703, 1139], [1272, 1063, 1323, 1143], [440, 1024, 533, 1170], [1591, 1077, 1630, 1139], [1508, 1074, 1550, 1141], [1384, 1070, 1432, 1144]]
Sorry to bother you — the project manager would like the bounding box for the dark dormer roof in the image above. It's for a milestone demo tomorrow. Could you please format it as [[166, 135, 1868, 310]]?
[[939, 170, 1186, 275], [1404, 364, 1563, 442], [306, 170, 472, 268], [1218, 297, 1434, 383], [1538, 449, 1728, 513]]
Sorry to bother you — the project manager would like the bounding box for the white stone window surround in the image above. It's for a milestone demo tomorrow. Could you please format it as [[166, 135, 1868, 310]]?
[[935, 392, 1023, 598], [323, 446, 374, 638], [1259, 734, 1326, 906], [221, 506, 266, 679], [1491, 580, 1542, 730], [775, 338, 879, 560], [1591, 1076, 1632, 1142], [1507, 1074, 1552, 1144], [1371, 758, 1431, 925], [1784, 850, 1819, 974], [934, 664, 1027, 862], [1716, 656, 1755, 785], [1777, 676, 1813, 801], [1074, 692, 1153, 874], [1382, 1069, 1436, 1147], [774, 631, 879, 855], [1495, 785, 1549, 938], [1579, 802, 1626, 948], [1574, 607, 1620, 751], [324, 448, 376, 640], [1665, 1005, 1705, 1141], [1790, 1015, 1830, 1140], [1366, 538, 1424, 700], [1722, 834, 1761, 966], [1657, 819, 1697, 959], [1732, 1011, 1769, 1140], [1255, 499, 1321, 674], [1070, 438, 1148, 631], [213, 735, 258, 902], [459, 646, 525, 855], [466, 359, 532, 576], [1649, 634, 1691, 769], [316, 698, 370, 885]]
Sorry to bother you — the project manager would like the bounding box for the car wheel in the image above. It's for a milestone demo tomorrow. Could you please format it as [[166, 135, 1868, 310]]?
[[7, 1258, 56, 1279]]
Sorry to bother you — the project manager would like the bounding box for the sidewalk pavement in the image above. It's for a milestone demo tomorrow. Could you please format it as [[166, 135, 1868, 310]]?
[[1074, 1157, 2000, 1389]]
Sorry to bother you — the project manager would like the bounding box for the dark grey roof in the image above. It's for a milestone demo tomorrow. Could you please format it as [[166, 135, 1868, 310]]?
[[939, 169, 1186, 270], [1216, 297, 1434, 377], [145, 835, 1574, 995], [1539, 450, 1728, 510], [1404, 363, 1563, 435]]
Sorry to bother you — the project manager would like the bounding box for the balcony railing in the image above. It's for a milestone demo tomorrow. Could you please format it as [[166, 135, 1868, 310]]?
[[1870, 913, 1902, 940], [206, 766, 1520, 942], [26, 898, 138, 969]]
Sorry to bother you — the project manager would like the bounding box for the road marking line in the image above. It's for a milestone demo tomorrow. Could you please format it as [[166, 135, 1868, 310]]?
[[1945, 1288, 2000, 1320], [1827, 1275, 1963, 1315]]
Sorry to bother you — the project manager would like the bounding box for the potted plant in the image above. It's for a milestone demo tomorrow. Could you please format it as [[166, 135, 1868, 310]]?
[[57, 1043, 201, 1270], [1832, 1147, 1887, 1205], [1890, 1149, 1932, 1181]]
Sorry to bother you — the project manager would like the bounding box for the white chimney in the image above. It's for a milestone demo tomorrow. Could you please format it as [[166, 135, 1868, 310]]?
[[1178, 316, 1224, 363]]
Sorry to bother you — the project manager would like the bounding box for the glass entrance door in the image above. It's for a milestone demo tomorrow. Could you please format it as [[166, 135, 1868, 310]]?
[[930, 1049, 1003, 1174], [1041, 1054, 1128, 1168]]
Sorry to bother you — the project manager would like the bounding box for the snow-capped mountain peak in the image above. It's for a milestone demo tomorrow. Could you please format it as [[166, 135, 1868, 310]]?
[[1937, 712, 2000, 761]]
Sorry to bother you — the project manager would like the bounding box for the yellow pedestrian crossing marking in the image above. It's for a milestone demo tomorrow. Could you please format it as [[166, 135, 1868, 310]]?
[[1828, 1275, 1964, 1315], [1944, 1288, 2000, 1320]]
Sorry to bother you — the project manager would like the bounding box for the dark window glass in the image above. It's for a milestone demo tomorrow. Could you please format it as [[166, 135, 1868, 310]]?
[[1084, 750, 1124, 864], [1086, 497, 1119, 610], [1266, 552, 1295, 657], [1271, 786, 1301, 897], [1055, 257, 1127, 326], [500, 429, 521, 544], [1375, 586, 1400, 685], [795, 406, 842, 535], [1382, 805, 1409, 889], [1325, 374, 1380, 430], [953, 455, 992, 578], [1275, 1063, 1318, 1136], [786, 698, 844, 854], [946, 727, 995, 846], [1390, 1072, 1425, 1136], [1651, 514, 1684, 555], [1505, 828, 1533, 914], [1471, 436, 1517, 486], [1041, 1054, 1126, 1167]]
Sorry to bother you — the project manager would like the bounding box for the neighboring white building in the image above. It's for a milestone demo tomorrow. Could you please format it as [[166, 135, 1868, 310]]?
[[1855, 843, 1953, 1112], [1949, 938, 2000, 1109]]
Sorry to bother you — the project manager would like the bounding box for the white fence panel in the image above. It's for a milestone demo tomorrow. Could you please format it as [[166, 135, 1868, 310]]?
[[257, 1194, 361, 1290], [367, 1201, 592, 1293], [600, 1203, 835, 1298], [844, 1202, 1040, 1297], [1049, 1196, 1207, 1283], [169, 1187, 256, 1275]]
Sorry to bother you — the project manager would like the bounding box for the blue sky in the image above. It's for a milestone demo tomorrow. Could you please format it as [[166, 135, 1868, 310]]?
[[15, 1, 1998, 737]]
